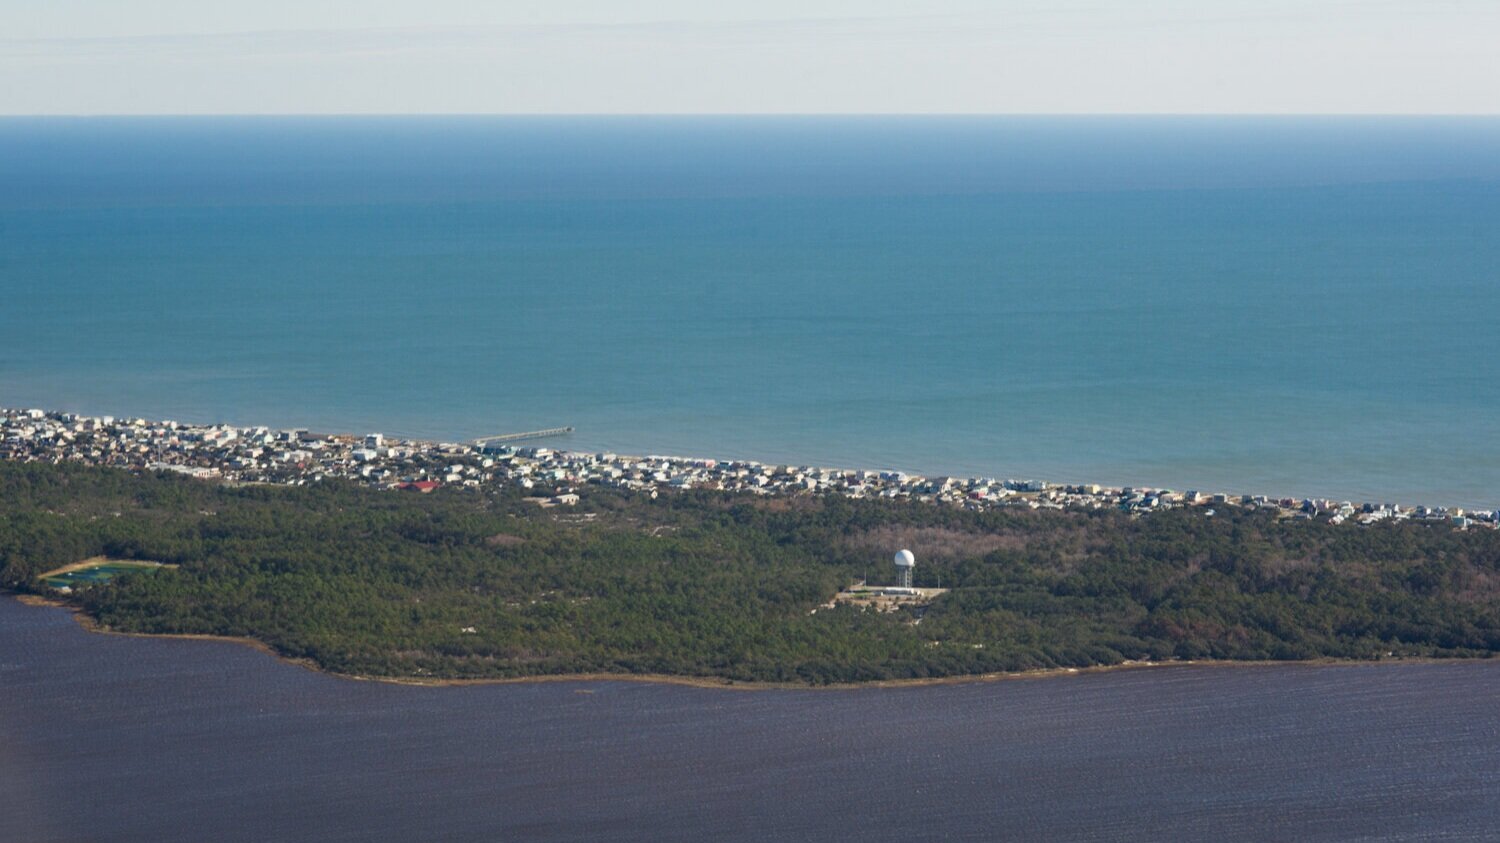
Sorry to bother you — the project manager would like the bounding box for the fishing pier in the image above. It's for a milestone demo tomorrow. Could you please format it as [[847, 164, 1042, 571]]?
[[473, 427, 575, 447]]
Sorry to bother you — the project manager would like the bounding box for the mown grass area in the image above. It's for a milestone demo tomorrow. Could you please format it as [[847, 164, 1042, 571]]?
[[39, 558, 172, 590]]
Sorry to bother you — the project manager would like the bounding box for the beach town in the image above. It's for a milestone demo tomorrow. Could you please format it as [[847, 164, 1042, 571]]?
[[3, 406, 1495, 530]]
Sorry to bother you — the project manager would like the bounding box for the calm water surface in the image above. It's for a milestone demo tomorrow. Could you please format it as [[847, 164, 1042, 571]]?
[[3, 596, 1498, 842], [2, 117, 1499, 508]]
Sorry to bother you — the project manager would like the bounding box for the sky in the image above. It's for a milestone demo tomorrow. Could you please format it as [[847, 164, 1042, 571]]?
[[3, 0, 1498, 114]]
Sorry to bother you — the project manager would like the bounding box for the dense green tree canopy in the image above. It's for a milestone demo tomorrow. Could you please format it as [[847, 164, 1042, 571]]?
[[3, 462, 1498, 684]]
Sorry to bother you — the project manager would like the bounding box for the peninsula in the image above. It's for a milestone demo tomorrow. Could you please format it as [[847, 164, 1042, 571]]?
[[3, 407, 1500, 685]]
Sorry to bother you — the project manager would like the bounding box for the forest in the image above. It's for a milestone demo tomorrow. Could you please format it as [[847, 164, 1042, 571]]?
[[3, 461, 1499, 684]]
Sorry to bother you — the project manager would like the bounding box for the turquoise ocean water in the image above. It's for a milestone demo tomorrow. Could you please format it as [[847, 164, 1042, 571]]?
[[2, 116, 1498, 507]]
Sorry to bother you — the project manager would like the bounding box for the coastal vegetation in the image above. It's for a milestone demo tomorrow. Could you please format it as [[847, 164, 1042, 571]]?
[[3, 462, 1499, 684]]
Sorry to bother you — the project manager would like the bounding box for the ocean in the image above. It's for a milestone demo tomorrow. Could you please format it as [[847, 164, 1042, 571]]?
[[2, 116, 1498, 507], [4, 595, 1499, 842]]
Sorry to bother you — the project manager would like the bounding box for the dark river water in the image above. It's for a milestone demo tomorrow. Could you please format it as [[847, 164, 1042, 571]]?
[[4, 595, 1499, 842]]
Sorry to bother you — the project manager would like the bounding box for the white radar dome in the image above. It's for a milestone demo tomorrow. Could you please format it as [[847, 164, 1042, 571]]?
[[894, 549, 916, 567]]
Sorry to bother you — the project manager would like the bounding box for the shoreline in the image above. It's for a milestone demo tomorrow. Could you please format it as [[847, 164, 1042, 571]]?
[[5, 406, 1497, 525], [9, 591, 1485, 692]]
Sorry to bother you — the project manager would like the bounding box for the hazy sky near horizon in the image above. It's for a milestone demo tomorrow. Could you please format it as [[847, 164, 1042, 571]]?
[[3, 0, 1498, 114]]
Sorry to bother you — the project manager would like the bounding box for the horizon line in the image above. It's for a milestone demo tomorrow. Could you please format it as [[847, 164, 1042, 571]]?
[[4, 112, 1500, 119]]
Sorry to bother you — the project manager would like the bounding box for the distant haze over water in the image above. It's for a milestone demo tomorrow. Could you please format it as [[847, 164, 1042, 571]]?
[[2, 116, 1498, 507]]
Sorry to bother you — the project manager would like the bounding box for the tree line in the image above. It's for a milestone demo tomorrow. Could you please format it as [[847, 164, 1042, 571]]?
[[3, 461, 1498, 684]]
